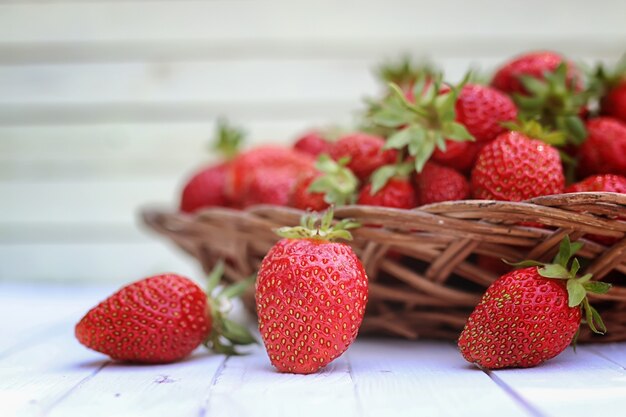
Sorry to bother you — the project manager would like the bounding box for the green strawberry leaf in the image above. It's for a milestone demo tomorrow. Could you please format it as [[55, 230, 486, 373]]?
[[221, 319, 257, 345], [582, 298, 607, 334], [206, 260, 225, 294], [567, 279, 587, 307], [583, 281, 612, 294], [219, 274, 256, 299], [443, 121, 475, 142], [384, 127, 415, 150], [539, 264, 571, 279], [569, 258, 581, 277], [560, 115, 587, 144], [370, 165, 398, 195]]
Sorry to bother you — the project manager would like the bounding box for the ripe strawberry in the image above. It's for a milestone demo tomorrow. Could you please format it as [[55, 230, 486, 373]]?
[[180, 119, 244, 213], [471, 130, 565, 201], [180, 163, 230, 213], [458, 237, 610, 369], [431, 140, 482, 172], [577, 117, 626, 178], [416, 162, 470, 204], [491, 51, 580, 95], [226, 146, 314, 208], [358, 177, 417, 209], [290, 155, 359, 211], [293, 130, 333, 157], [455, 84, 518, 143], [256, 209, 368, 374], [75, 264, 255, 363], [601, 81, 626, 123], [329, 133, 397, 181]]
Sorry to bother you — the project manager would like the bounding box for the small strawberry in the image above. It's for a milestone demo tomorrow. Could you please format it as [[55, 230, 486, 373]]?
[[577, 117, 626, 178], [75, 263, 255, 363], [256, 209, 368, 374], [180, 119, 244, 213], [431, 140, 482, 172], [455, 84, 518, 143], [226, 146, 314, 208], [290, 155, 359, 211], [471, 127, 565, 201], [458, 237, 611, 369], [293, 130, 332, 157], [602, 81, 626, 123], [329, 133, 397, 181], [491, 51, 580, 95], [416, 162, 470, 204], [358, 178, 417, 209]]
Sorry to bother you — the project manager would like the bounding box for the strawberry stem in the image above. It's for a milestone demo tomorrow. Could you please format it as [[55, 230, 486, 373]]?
[[274, 207, 360, 241]]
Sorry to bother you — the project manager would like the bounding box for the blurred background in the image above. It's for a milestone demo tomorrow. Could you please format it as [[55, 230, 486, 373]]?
[[1, 0, 625, 284]]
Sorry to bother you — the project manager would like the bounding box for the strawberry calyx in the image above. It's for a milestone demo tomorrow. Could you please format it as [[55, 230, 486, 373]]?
[[375, 55, 438, 90], [513, 63, 588, 145], [506, 236, 611, 335], [369, 158, 414, 195], [368, 72, 475, 172], [308, 154, 359, 206], [275, 207, 360, 242], [212, 118, 247, 160], [501, 119, 567, 146], [204, 260, 257, 355], [589, 55, 626, 91]]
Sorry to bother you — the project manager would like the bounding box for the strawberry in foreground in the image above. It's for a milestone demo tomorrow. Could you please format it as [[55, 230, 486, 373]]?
[[75, 263, 256, 363], [256, 208, 368, 374], [458, 237, 611, 369]]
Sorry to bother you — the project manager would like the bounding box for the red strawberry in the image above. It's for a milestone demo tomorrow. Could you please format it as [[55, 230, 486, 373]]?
[[416, 162, 470, 204], [431, 140, 483, 173], [455, 84, 518, 143], [566, 174, 626, 193], [180, 119, 244, 213], [602, 81, 626, 123], [75, 265, 255, 363], [180, 163, 229, 213], [293, 130, 332, 157], [358, 177, 417, 209], [226, 146, 314, 207], [578, 117, 626, 178], [290, 155, 359, 211], [329, 133, 397, 181], [458, 237, 610, 369], [256, 209, 368, 374], [471, 130, 565, 201], [491, 51, 580, 95]]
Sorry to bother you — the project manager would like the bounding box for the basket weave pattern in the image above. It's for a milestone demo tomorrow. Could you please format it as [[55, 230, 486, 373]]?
[[143, 192, 626, 343]]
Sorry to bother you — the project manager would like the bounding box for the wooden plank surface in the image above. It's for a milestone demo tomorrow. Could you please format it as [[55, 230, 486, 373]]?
[[2, 285, 626, 417]]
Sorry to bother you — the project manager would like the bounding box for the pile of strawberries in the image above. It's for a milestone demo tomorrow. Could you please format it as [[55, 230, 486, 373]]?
[[180, 51, 626, 215], [75, 51, 624, 376]]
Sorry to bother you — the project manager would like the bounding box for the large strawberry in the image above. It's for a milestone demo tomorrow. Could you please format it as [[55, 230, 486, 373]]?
[[491, 51, 580, 95], [577, 117, 626, 178], [180, 119, 245, 213], [290, 155, 359, 211], [458, 237, 610, 369], [329, 132, 397, 181], [416, 162, 469, 204], [471, 128, 565, 201], [256, 209, 368, 374], [226, 146, 314, 208], [75, 263, 255, 363]]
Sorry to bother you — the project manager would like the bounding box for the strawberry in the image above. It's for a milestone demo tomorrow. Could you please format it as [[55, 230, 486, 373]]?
[[416, 162, 470, 204], [329, 133, 397, 181], [75, 263, 255, 363], [577, 117, 626, 178], [455, 84, 518, 143], [471, 129, 565, 201], [602, 81, 626, 123], [566, 174, 626, 193], [180, 119, 244, 213], [256, 209, 368, 374], [358, 177, 417, 209], [293, 130, 332, 157], [226, 146, 314, 208], [458, 237, 610, 369], [431, 140, 482, 172], [491, 51, 580, 95], [290, 155, 359, 211]]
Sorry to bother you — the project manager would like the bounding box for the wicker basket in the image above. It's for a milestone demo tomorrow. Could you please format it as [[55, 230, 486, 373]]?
[[142, 192, 626, 343]]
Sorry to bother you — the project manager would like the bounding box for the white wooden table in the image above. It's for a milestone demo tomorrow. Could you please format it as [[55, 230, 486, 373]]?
[[2, 283, 626, 417]]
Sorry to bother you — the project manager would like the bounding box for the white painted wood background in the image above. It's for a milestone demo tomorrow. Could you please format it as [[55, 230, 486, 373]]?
[[1, 0, 626, 282], [1, 283, 626, 417]]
